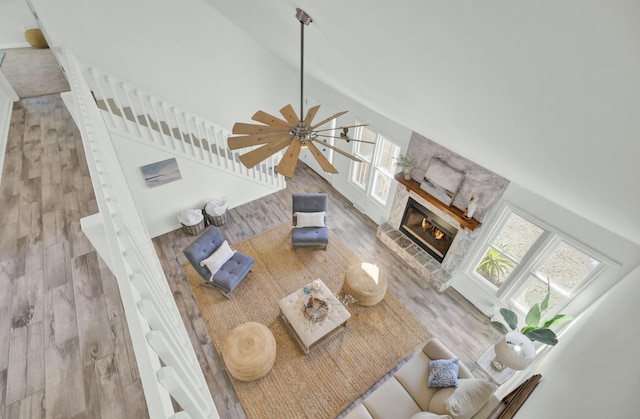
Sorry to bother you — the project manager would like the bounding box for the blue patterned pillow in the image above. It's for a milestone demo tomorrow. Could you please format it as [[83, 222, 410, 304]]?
[[427, 359, 459, 388]]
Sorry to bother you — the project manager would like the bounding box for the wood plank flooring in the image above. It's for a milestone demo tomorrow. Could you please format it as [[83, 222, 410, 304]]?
[[1, 94, 500, 419], [0, 96, 147, 419]]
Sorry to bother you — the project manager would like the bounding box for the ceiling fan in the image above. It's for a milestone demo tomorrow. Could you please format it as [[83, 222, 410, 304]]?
[[227, 8, 372, 178]]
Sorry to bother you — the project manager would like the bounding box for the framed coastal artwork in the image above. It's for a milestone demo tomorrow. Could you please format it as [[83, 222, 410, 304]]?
[[419, 157, 465, 206], [140, 158, 182, 188]]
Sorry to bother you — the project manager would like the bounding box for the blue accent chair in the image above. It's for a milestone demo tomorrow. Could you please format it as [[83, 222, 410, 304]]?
[[183, 226, 254, 298], [291, 193, 329, 250]]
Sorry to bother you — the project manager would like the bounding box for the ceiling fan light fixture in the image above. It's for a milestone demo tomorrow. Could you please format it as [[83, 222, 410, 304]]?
[[227, 8, 368, 178]]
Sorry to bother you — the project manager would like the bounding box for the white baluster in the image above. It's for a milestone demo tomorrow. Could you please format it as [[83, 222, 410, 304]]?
[[157, 367, 215, 419]]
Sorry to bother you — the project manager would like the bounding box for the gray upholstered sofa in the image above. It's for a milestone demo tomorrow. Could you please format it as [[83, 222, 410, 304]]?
[[343, 338, 499, 419]]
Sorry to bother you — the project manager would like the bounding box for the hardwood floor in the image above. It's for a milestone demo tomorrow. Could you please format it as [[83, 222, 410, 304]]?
[[0, 96, 147, 419], [1, 94, 500, 419]]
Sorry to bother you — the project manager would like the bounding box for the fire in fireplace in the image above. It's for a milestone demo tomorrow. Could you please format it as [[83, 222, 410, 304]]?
[[400, 198, 458, 263]]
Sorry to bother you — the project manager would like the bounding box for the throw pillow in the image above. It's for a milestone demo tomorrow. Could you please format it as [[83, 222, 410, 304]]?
[[428, 378, 493, 419], [427, 359, 459, 388], [200, 240, 235, 279], [295, 211, 326, 228]]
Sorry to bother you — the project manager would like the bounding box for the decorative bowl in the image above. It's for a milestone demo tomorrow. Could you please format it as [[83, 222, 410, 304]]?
[[303, 296, 328, 322]]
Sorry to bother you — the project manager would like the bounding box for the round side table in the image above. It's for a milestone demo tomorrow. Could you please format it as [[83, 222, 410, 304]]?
[[222, 322, 276, 381]]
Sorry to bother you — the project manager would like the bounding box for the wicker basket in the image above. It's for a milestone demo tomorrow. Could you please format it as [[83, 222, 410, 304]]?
[[181, 218, 205, 236], [205, 211, 228, 227]]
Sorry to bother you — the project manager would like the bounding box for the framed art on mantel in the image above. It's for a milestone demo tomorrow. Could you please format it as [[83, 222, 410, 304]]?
[[419, 157, 465, 206]]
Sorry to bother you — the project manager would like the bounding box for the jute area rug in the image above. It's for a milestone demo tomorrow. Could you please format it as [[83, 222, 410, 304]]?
[[184, 223, 432, 418]]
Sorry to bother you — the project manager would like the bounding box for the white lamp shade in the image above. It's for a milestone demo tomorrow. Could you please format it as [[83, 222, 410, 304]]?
[[494, 332, 536, 370]]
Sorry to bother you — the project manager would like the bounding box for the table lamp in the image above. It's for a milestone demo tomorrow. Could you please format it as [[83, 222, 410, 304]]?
[[491, 331, 536, 371]]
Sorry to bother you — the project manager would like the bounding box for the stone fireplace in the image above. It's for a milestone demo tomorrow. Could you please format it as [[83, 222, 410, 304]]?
[[400, 198, 458, 263], [377, 132, 510, 291]]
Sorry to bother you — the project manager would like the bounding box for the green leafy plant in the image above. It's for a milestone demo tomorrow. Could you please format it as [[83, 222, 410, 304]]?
[[476, 242, 515, 283], [491, 287, 573, 346]]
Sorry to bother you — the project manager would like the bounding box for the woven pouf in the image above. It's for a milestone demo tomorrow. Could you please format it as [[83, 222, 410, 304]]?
[[343, 262, 387, 306], [222, 322, 276, 381], [24, 29, 49, 49]]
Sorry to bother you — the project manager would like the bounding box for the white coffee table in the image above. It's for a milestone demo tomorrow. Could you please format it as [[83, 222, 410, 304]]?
[[278, 279, 351, 354]]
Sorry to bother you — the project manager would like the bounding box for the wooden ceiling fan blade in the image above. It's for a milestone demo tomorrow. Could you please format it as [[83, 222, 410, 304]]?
[[228, 132, 291, 150], [315, 140, 363, 162], [279, 104, 300, 125], [238, 137, 292, 168], [275, 140, 303, 178], [303, 105, 321, 124], [306, 141, 339, 174], [232, 122, 289, 135], [251, 110, 291, 128], [311, 110, 348, 129]]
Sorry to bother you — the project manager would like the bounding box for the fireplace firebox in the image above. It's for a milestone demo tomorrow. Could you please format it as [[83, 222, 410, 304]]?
[[399, 198, 458, 263]]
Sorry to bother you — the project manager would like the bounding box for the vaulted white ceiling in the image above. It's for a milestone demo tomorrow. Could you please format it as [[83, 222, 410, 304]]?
[[205, 0, 640, 244], [7, 0, 638, 244]]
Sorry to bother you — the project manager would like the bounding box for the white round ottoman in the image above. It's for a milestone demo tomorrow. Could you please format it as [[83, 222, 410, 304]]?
[[222, 322, 276, 381], [343, 262, 387, 306]]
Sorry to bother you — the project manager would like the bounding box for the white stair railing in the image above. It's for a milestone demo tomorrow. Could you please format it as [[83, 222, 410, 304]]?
[[83, 66, 285, 190], [62, 46, 219, 419]]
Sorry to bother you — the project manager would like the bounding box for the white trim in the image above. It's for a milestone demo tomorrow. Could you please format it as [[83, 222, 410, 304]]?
[[0, 42, 31, 49], [63, 46, 219, 419], [349, 122, 400, 208], [0, 71, 19, 183]]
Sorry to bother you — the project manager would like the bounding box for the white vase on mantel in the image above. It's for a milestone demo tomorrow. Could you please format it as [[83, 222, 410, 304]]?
[[404, 171, 412, 180], [464, 196, 477, 219]]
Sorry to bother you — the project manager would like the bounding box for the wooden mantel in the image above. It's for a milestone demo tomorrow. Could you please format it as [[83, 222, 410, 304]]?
[[395, 172, 481, 231]]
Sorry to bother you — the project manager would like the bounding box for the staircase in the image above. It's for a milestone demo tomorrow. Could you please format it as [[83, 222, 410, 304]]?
[[61, 46, 221, 419], [83, 66, 285, 189]]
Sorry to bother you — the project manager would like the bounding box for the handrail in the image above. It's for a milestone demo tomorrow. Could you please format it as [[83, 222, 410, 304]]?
[[62, 46, 219, 419], [83, 66, 285, 189]]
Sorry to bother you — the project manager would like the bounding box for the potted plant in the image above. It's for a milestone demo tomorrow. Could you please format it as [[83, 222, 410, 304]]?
[[491, 286, 573, 346], [395, 156, 419, 180]]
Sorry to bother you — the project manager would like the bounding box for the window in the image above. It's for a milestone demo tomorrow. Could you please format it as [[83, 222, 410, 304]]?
[[351, 127, 376, 188], [350, 125, 400, 205], [471, 205, 605, 317]]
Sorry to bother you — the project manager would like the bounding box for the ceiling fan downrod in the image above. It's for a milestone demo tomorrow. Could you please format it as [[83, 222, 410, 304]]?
[[226, 7, 369, 178], [296, 8, 312, 125]]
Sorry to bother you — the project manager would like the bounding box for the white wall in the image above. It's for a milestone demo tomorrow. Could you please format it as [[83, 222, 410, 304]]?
[[28, 0, 297, 133], [28, 0, 415, 226], [110, 132, 281, 237], [514, 263, 640, 418], [0, 0, 36, 48], [17, 1, 640, 242], [204, 1, 640, 246]]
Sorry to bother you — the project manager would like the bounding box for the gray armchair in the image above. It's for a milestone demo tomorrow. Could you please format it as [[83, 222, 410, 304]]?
[[183, 226, 254, 298], [291, 193, 329, 249]]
